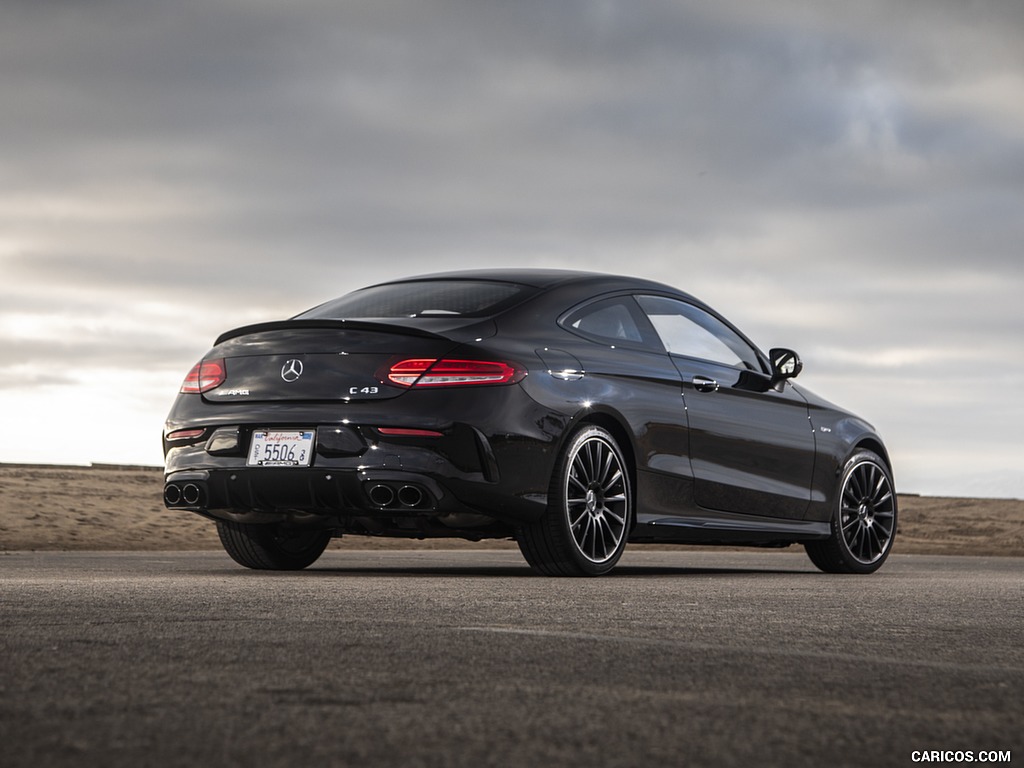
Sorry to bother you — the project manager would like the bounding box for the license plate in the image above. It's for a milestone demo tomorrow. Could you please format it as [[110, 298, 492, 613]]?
[[247, 429, 315, 467]]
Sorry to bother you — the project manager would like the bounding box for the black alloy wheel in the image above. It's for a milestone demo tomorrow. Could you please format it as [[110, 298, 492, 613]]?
[[517, 425, 632, 576], [216, 520, 331, 570], [805, 450, 897, 574]]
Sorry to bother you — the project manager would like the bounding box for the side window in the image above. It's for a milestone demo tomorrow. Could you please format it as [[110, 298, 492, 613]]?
[[637, 295, 763, 371], [562, 298, 647, 345]]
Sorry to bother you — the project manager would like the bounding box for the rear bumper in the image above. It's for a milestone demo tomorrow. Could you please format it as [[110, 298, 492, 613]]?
[[162, 386, 568, 528], [163, 431, 548, 524], [162, 464, 546, 541]]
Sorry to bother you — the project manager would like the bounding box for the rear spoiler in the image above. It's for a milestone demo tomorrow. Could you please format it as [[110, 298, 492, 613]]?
[[214, 319, 446, 346]]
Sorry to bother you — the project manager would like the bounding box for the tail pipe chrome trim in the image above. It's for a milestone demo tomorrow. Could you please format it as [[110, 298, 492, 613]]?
[[163, 484, 182, 506], [397, 485, 424, 508], [367, 484, 396, 507], [181, 483, 202, 505]]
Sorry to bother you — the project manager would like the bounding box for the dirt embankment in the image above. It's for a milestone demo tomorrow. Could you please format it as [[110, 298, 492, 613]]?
[[1, 464, 1021, 555]]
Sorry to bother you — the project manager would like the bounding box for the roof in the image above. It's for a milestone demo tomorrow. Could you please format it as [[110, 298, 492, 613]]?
[[365, 268, 683, 294]]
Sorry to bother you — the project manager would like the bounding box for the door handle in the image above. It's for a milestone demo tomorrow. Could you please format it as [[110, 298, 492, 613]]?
[[692, 375, 719, 393]]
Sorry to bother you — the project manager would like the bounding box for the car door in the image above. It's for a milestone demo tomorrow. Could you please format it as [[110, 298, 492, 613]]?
[[636, 295, 816, 519], [558, 295, 696, 508]]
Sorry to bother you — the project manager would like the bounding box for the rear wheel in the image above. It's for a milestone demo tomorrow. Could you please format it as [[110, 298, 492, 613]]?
[[805, 450, 897, 574], [216, 520, 331, 570], [517, 425, 632, 576]]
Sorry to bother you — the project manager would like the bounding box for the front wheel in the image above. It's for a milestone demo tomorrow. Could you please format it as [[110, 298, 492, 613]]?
[[216, 520, 331, 570], [805, 450, 897, 574], [517, 425, 633, 576]]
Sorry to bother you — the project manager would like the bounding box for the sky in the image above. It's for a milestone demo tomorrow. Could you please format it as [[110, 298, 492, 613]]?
[[1, 0, 1022, 498]]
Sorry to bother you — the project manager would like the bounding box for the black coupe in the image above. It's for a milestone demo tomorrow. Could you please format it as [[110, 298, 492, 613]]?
[[163, 269, 897, 575]]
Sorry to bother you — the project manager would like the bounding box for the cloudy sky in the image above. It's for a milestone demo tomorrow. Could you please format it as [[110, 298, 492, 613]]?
[[2, 0, 1022, 498]]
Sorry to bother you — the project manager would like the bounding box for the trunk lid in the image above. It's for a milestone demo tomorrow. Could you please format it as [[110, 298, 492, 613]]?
[[202, 320, 460, 403]]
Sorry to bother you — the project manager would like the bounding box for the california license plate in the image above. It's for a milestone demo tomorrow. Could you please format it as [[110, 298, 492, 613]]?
[[247, 429, 315, 467]]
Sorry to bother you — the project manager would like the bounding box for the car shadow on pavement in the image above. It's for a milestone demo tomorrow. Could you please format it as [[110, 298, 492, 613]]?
[[199, 563, 815, 578]]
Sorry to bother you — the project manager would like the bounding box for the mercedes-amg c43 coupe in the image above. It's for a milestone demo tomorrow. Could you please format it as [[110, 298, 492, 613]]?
[[163, 269, 897, 575]]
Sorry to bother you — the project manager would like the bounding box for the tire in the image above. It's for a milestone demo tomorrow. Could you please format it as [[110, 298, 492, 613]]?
[[805, 450, 897, 574], [517, 425, 632, 576], [216, 520, 331, 570]]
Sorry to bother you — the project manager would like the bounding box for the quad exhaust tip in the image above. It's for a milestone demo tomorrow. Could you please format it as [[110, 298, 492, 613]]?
[[165, 478, 430, 510]]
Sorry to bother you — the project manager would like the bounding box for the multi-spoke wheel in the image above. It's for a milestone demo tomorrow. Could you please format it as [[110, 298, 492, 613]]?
[[517, 425, 632, 576], [216, 520, 331, 570], [806, 450, 897, 574]]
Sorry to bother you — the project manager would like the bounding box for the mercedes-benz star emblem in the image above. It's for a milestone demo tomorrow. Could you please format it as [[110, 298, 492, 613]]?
[[281, 359, 304, 382]]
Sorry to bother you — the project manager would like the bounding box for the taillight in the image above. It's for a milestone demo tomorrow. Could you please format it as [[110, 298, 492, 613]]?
[[387, 358, 525, 387], [166, 428, 206, 442], [180, 359, 226, 394]]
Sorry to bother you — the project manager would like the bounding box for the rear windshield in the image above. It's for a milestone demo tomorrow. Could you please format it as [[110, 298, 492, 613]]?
[[297, 280, 533, 320]]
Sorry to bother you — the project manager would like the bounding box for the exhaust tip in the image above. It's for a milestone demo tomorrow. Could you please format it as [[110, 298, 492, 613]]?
[[397, 485, 424, 508], [181, 483, 202, 505], [163, 484, 182, 506], [368, 484, 395, 507]]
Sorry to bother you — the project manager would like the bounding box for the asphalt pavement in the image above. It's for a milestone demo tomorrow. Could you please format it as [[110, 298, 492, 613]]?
[[1, 549, 1021, 767]]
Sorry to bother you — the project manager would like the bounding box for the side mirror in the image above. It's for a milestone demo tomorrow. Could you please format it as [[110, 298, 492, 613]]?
[[769, 348, 803, 382]]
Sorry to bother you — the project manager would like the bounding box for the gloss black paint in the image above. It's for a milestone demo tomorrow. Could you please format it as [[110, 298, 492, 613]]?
[[163, 269, 893, 550]]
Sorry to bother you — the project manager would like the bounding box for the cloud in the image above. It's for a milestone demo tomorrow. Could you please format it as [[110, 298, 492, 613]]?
[[1, 0, 1022, 494]]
